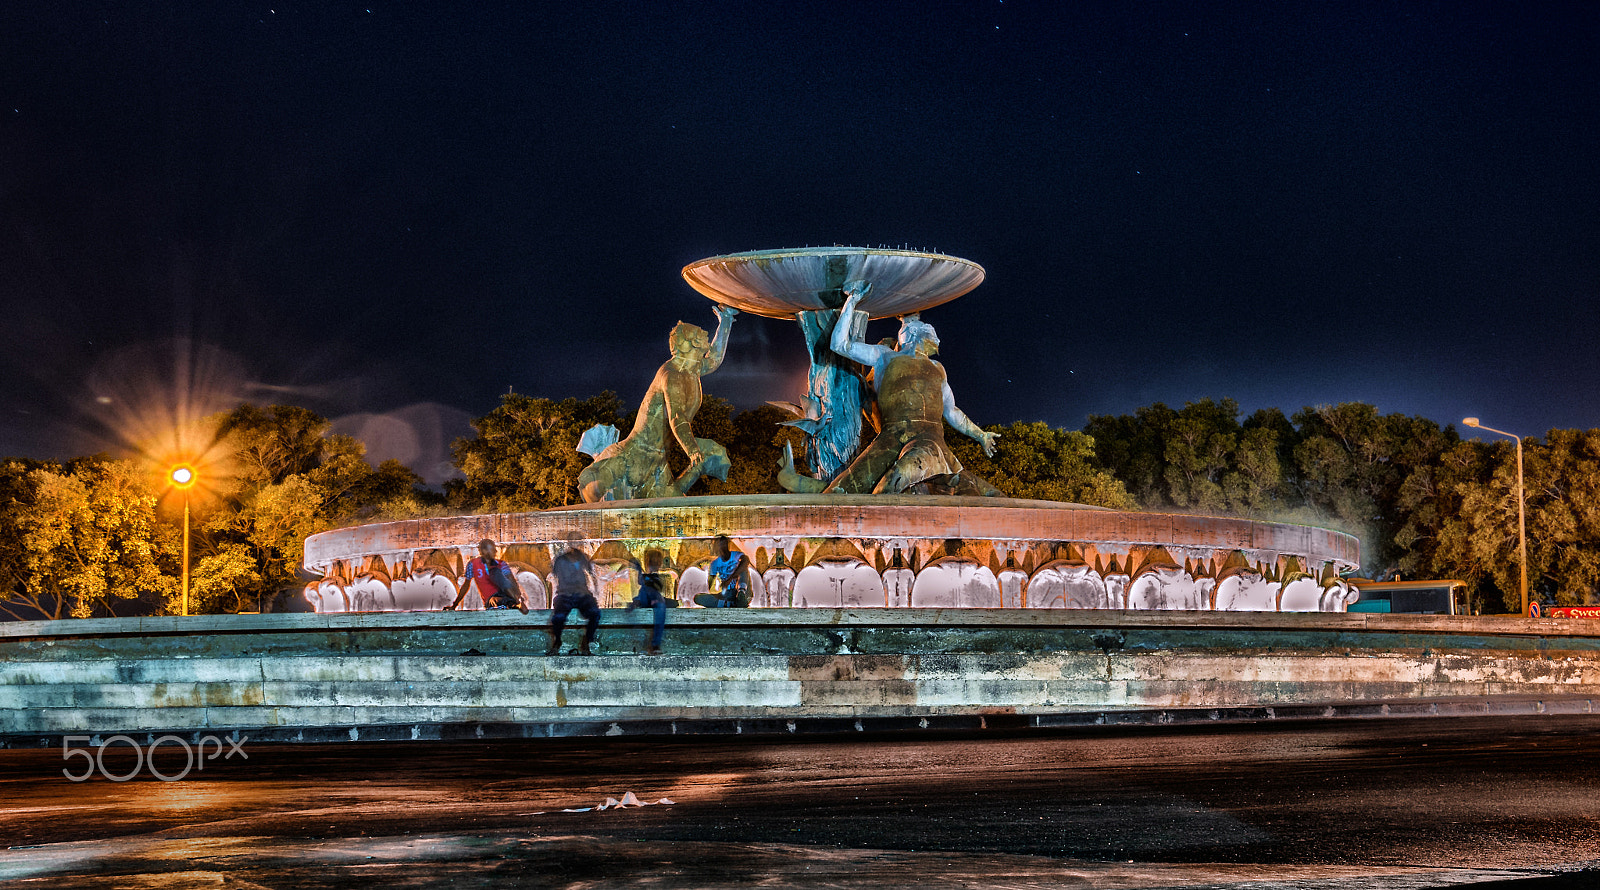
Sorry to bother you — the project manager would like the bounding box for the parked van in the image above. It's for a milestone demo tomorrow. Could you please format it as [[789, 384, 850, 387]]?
[[1348, 579, 1466, 615]]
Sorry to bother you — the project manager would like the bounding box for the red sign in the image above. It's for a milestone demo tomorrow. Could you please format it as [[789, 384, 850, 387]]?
[[1546, 606, 1600, 619]]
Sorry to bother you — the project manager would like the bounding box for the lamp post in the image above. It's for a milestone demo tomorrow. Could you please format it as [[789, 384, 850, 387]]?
[[170, 464, 196, 617], [1462, 418, 1528, 615]]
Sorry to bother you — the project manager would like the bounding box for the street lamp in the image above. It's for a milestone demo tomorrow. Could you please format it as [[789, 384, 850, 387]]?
[[170, 464, 196, 617], [1462, 418, 1528, 615]]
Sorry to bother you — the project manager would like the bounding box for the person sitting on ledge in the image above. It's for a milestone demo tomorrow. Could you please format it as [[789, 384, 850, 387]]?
[[549, 533, 601, 655], [695, 535, 751, 608], [445, 538, 527, 614], [625, 549, 670, 655]]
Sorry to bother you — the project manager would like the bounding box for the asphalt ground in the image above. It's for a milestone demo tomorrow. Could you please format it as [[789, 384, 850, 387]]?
[[3, 716, 1599, 888]]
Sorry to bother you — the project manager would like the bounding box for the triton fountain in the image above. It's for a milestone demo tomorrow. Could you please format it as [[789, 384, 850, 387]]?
[[303, 247, 1360, 614], [31, 246, 1544, 754]]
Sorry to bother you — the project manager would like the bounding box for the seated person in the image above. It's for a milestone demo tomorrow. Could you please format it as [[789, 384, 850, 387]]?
[[446, 538, 527, 614], [626, 549, 670, 655], [695, 535, 751, 608]]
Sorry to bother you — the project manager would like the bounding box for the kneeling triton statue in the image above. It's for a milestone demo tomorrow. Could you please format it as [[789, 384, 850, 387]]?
[[779, 280, 1001, 496], [578, 305, 738, 502]]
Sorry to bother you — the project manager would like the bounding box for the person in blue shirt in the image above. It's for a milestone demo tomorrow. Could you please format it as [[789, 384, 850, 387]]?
[[696, 535, 751, 608], [625, 549, 669, 654]]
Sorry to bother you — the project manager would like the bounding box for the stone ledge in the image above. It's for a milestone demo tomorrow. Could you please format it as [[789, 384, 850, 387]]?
[[8, 608, 1600, 642]]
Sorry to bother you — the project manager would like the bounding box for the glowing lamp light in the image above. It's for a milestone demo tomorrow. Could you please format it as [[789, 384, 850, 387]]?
[[170, 465, 196, 488]]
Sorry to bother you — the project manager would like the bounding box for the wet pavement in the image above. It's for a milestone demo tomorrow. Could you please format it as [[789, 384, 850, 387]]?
[[3, 716, 1599, 888]]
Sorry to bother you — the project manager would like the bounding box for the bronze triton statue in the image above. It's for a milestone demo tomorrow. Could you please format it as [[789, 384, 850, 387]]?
[[578, 305, 737, 502], [779, 280, 1001, 496]]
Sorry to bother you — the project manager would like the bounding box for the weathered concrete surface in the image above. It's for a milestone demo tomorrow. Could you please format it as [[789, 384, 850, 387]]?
[[3, 610, 1599, 744]]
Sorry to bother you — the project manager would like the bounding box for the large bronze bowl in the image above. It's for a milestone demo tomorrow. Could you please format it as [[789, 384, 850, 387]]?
[[682, 247, 985, 319]]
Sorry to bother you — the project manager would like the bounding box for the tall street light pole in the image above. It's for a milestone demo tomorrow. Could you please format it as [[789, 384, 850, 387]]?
[[1462, 418, 1528, 615], [170, 464, 196, 617]]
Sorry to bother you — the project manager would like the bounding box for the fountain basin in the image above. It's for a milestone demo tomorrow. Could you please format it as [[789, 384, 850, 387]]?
[[681, 247, 985, 319], [302, 495, 1360, 614]]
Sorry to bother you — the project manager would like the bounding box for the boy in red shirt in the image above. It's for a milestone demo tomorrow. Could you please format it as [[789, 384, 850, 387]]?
[[446, 538, 528, 614]]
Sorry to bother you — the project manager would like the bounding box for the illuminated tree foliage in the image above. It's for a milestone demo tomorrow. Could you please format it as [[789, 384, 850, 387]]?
[[447, 392, 629, 511], [1087, 400, 1459, 580], [0, 457, 176, 620], [687, 400, 807, 498], [193, 404, 435, 614], [1085, 399, 1301, 515], [1436, 429, 1600, 612], [949, 420, 1132, 508]]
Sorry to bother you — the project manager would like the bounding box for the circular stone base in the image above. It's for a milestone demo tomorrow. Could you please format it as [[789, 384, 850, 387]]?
[[302, 495, 1360, 614]]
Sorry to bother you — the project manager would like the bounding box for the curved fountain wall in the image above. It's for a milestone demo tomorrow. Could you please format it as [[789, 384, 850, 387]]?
[[302, 495, 1361, 614]]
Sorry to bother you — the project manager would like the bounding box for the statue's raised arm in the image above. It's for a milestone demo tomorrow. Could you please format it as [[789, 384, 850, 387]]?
[[829, 281, 892, 371], [700, 304, 737, 375]]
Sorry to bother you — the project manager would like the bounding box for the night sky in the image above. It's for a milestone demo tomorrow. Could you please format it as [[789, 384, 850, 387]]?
[[3, 2, 1597, 483]]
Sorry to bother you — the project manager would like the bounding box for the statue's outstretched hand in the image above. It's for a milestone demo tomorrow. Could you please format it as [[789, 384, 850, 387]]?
[[714, 303, 739, 321], [980, 430, 1000, 458]]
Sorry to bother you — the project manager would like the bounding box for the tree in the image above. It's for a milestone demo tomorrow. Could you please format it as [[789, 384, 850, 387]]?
[[1084, 403, 1177, 506], [1292, 404, 1454, 576], [449, 392, 628, 510], [695, 401, 807, 497], [1086, 399, 1292, 514], [2, 457, 175, 620], [1437, 429, 1600, 611], [191, 403, 437, 613], [948, 420, 1133, 508], [1162, 399, 1239, 512]]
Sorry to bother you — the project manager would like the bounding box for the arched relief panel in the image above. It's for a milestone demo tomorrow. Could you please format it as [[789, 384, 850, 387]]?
[[500, 543, 552, 579], [801, 538, 870, 571], [1214, 574, 1277, 611], [882, 564, 915, 607], [514, 570, 550, 609], [760, 564, 795, 607], [1278, 577, 1324, 612], [1028, 561, 1110, 609], [306, 579, 351, 613], [911, 558, 1000, 608], [793, 560, 882, 608], [678, 565, 709, 605], [346, 577, 394, 612], [358, 555, 392, 585], [413, 548, 462, 583], [1104, 570, 1131, 610], [391, 572, 457, 611], [592, 559, 639, 608], [997, 557, 1028, 609], [1132, 568, 1209, 611]]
